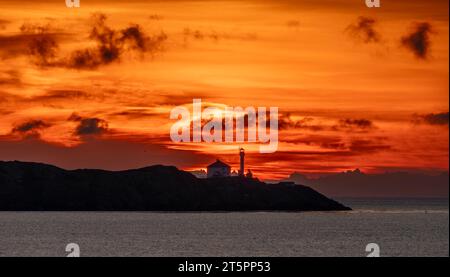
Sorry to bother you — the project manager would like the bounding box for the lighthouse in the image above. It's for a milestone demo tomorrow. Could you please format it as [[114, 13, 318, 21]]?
[[239, 148, 245, 176]]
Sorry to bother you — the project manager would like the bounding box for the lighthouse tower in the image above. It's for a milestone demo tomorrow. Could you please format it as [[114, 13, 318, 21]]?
[[238, 148, 245, 176]]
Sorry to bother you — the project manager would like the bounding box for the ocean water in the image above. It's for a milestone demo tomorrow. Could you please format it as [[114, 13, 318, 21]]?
[[0, 198, 448, 257]]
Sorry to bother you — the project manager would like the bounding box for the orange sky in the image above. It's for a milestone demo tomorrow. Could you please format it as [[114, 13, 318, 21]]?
[[0, 0, 448, 180]]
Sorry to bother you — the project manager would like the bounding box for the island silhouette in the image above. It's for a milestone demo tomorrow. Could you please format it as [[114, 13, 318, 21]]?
[[0, 161, 350, 211]]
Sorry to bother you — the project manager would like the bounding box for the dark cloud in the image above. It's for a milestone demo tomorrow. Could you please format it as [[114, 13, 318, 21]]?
[[336, 138, 389, 153], [12, 120, 51, 133], [414, 112, 449, 126], [401, 22, 434, 59], [148, 14, 163, 21], [28, 34, 59, 66], [337, 118, 373, 129], [65, 13, 167, 69], [68, 113, 83, 121], [281, 133, 389, 154], [283, 134, 347, 149], [4, 22, 63, 65], [0, 32, 65, 60], [76, 118, 109, 136], [153, 92, 211, 106], [286, 20, 300, 28], [69, 113, 109, 136], [345, 16, 381, 44], [0, 19, 10, 30], [348, 139, 390, 153], [278, 114, 325, 131], [111, 109, 161, 119], [11, 120, 51, 138], [1, 14, 167, 68], [32, 90, 93, 102], [183, 28, 258, 43], [278, 114, 374, 132], [20, 22, 56, 34]]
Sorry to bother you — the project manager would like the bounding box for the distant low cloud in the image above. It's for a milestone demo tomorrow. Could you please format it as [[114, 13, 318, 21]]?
[[69, 113, 109, 136], [414, 112, 449, 126], [345, 16, 381, 44], [401, 22, 434, 59]]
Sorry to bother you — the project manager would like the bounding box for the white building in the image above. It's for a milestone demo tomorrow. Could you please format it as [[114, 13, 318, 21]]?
[[207, 159, 231, 178]]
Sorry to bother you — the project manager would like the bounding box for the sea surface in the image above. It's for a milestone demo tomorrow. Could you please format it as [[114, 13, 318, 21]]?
[[0, 198, 448, 257]]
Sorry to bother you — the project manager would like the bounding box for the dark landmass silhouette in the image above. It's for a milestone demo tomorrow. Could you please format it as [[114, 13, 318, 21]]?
[[284, 169, 449, 198], [0, 161, 349, 211]]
